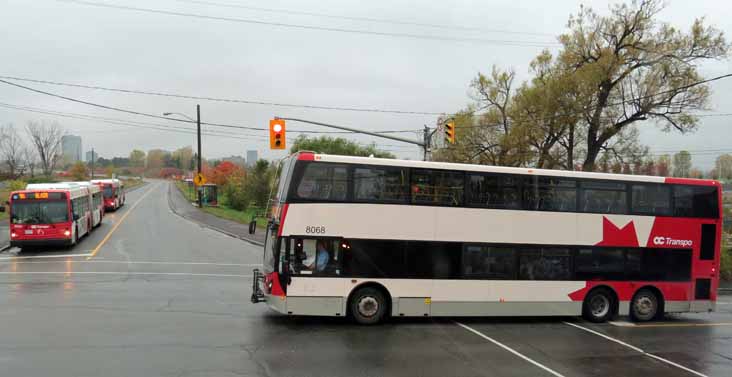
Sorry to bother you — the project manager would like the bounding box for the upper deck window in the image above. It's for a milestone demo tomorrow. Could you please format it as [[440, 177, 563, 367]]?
[[411, 169, 464, 206], [466, 174, 521, 209], [673, 185, 719, 218], [353, 166, 408, 203], [294, 163, 348, 201], [631, 183, 671, 216], [580, 181, 627, 214]]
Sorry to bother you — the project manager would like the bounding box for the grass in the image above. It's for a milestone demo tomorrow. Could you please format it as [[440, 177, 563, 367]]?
[[174, 180, 268, 228], [0, 189, 8, 221]]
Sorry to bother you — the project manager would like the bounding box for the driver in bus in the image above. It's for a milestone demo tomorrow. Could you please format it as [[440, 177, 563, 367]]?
[[303, 240, 331, 272]]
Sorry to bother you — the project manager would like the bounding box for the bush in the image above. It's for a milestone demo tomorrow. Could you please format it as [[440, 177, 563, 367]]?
[[722, 237, 732, 281], [25, 176, 56, 184], [223, 174, 248, 211], [7, 180, 27, 191]]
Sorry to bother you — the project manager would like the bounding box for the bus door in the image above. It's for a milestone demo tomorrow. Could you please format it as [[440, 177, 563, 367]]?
[[692, 222, 718, 310]]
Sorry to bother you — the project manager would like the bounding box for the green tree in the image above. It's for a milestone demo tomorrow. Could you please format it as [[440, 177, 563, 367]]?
[[243, 160, 273, 209], [69, 161, 88, 181], [557, 0, 729, 171], [290, 135, 395, 158], [714, 154, 732, 180], [129, 149, 145, 167], [672, 151, 692, 177]]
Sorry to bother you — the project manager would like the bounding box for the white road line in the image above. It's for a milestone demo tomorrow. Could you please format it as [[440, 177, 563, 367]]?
[[455, 321, 566, 377], [0, 271, 252, 278], [563, 322, 708, 377], [0, 259, 262, 266], [0, 253, 94, 260]]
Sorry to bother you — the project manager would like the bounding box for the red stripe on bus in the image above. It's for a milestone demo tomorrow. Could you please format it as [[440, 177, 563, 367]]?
[[277, 203, 289, 237], [297, 152, 315, 161]]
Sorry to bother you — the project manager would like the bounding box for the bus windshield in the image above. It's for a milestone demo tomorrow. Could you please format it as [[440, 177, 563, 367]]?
[[11, 200, 69, 224], [103, 186, 115, 198]]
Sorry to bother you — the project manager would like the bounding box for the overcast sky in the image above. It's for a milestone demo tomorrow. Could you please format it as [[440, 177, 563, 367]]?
[[1, 0, 731, 170]]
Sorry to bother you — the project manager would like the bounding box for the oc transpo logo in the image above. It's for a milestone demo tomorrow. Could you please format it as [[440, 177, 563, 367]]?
[[652, 236, 693, 247]]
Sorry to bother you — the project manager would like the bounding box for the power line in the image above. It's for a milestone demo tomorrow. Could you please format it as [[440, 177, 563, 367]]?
[[172, 0, 556, 37], [0, 102, 267, 140], [57, 0, 560, 47], [0, 78, 420, 135], [0, 75, 443, 116]]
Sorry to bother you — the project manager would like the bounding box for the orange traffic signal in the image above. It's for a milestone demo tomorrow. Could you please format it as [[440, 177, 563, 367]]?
[[269, 119, 286, 150], [445, 120, 455, 144]]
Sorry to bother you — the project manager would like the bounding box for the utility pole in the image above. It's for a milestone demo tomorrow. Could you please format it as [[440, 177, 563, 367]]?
[[197, 104, 202, 208], [90, 147, 94, 179], [422, 125, 438, 161]]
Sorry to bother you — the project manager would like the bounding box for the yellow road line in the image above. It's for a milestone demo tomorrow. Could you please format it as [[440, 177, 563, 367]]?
[[87, 184, 157, 259]]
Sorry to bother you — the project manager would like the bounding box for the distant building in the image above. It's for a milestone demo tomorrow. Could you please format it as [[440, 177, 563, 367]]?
[[86, 150, 98, 163], [61, 135, 82, 163], [246, 150, 258, 167], [221, 155, 246, 167]]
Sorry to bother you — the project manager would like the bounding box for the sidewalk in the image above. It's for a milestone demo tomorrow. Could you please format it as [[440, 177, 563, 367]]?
[[167, 181, 266, 246]]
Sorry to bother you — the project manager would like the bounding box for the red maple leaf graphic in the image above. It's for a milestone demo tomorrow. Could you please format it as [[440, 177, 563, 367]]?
[[595, 217, 638, 247]]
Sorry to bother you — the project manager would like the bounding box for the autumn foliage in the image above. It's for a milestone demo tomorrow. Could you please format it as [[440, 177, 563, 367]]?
[[205, 161, 245, 186]]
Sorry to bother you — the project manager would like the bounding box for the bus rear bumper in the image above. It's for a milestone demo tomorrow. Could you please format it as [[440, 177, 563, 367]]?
[[265, 294, 288, 314], [10, 238, 73, 248]]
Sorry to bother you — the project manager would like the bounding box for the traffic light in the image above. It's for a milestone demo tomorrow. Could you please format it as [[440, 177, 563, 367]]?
[[269, 119, 286, 150], [444, 120, 456, 144]]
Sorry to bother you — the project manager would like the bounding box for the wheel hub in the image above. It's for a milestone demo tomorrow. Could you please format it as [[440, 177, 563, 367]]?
[[590, 295, 610, 317], [635, 296, 654, 316], [357, 296, 379, 317]]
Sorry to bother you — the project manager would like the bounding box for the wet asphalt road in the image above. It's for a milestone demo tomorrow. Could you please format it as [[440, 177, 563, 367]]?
[[1, 181, 732, 377]]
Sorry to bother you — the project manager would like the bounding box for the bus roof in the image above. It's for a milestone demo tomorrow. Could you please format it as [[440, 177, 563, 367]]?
[[297, 152, 719, 186], [70, 181, 102, 193], [15, 185, 88, 199]]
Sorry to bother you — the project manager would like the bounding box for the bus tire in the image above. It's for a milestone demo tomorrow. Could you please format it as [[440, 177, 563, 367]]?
[[630, 288, 659, 322], [582, 287, 615, 323], [350, 287, 387, 325]]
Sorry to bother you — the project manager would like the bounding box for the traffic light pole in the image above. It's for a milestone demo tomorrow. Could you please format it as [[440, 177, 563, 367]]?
[[275, 117, 432, 160], [197, 104, 202, 208]]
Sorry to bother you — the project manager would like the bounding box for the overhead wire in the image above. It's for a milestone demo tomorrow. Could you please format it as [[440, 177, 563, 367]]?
[[0, 75, 443, 117], [56, 0, 560, 47], [0, 78, 422, 136], [171, 0, 557, 37]]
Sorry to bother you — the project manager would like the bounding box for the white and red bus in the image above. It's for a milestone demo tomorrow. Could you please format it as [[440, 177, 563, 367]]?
[[8, 183, 95, 248], [72, 181, 104, 228], [92, 179, 125, 211], [252, 152, 722, 324]]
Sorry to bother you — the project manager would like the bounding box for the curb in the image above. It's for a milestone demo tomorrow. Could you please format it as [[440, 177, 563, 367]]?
[[166, 182, 264, 247]]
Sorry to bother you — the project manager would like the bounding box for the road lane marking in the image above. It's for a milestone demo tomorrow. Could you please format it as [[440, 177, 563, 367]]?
[[455, 321, 566, 377], [563, 322, 708, 377], [613, 321, 732, 328], [0, 271, 252, 277], [87, 184, 158, 259], [0, 253, 94, 260], [1, 259, 261, 266]]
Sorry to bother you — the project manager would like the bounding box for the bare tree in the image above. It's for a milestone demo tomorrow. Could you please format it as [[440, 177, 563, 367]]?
[[25, 120, 65, 176], [0, 123, 26, 179], [23, 145, 39, 178]]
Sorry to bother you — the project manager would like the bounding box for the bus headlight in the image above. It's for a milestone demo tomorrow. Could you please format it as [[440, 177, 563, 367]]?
[[63, 230, 71, 237], [10, 232, 16, 238]]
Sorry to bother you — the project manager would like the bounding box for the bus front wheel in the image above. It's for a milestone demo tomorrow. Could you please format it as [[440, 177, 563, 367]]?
[[582, 288, 615, 323], [350, 287, 387, 325]]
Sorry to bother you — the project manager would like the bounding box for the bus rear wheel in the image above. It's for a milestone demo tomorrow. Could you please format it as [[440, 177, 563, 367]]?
[[630, 289, 659, 322], [350, 287, 387, 325], [582, 288, 615, 323]]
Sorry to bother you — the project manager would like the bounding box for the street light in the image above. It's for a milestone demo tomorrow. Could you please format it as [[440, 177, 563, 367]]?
[[163, 105, 202, 208]]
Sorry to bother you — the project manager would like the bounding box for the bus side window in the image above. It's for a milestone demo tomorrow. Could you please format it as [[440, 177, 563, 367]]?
[[292, 238, 340, 276]]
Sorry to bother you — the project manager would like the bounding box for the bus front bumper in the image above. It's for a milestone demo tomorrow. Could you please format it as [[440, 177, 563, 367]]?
[[10, 238, 73, 248]]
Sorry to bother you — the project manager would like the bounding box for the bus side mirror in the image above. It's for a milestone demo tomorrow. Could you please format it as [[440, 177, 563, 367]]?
[[248, 220, 257, 234]]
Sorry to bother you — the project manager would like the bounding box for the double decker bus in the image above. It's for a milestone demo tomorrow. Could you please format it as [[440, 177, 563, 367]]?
[[92, 179, 125, 211], [252, 152, 722, 325], [9, 183, 95, 248], [72, 181, 104, 228]]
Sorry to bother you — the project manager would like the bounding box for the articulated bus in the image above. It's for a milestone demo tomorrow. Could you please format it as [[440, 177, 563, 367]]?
[[9, 183, 96, 248], [72, 181, 104, 228], [252, 152, 722, 324], [92, 179, 125, 211]]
